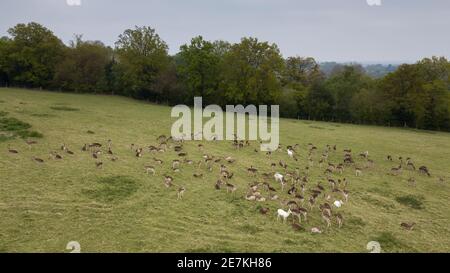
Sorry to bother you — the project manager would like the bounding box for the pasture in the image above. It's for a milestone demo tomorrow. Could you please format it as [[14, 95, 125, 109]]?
[[0, 88, 449, 252]]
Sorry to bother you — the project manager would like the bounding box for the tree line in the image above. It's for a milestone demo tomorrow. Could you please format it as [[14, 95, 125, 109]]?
[[1, 22, 449, 131]]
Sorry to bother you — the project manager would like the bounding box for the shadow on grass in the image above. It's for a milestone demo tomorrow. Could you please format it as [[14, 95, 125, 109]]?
[[371, 232, 415, 252], [395, 195, 425, 210], [0, 114, 44, 140], [50, 106, 80, 111], [83, 176, 139, 203]]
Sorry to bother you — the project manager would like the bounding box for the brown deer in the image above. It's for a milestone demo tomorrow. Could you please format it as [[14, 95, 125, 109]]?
[[400, 222, 416, 231]]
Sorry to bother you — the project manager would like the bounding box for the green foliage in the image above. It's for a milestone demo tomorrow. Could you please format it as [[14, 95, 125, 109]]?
[[53, 35, 112, 93], [5, 22, 64, 88], [177, 36, 222, 104], [0, 22, 449, 132], [113, 26, 170, 100], [219, 37, 284, 105]]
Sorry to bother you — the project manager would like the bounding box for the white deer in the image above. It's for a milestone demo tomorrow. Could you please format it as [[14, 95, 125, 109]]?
[[277, 208, 292, 223]]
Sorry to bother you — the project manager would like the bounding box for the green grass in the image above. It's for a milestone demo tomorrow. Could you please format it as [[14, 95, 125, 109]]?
[[0, 88, 449, 253]]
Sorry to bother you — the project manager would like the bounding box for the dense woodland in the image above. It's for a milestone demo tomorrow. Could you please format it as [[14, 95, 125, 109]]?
[[0, 22, 449, 131]]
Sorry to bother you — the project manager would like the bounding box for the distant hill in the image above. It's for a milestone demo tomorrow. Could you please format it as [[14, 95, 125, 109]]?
[[320, 62, 399, 78]]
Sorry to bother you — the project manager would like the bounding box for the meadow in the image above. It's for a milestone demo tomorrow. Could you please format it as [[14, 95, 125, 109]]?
[[0, 88, 449, 253]]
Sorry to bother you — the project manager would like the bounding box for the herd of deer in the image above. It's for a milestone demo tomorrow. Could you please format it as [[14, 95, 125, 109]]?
[[6, 133, 445, 234]]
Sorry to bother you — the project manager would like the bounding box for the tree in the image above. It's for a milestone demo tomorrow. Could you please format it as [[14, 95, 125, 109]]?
[[177, 36, 222, 104], [6, 22, 65, 88], [0, 36, 12, 86], [325, 65, 373, 122], [219, 37, 284, 106], [282, 56, 323, 89], [114, 26, 170, 99], [54, 35, 112, 93], [304, 81, 334, 121]]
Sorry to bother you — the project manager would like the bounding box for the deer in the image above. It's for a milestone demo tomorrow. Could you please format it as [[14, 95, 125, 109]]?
[[400, 222, 416, 231], [32, 157, 44, 163], [145, 165, 156, 175], [164, 176, 173, 187], [391, 165, 402, 176], [291, 207, 307, 223], [260, 207, 270, 215], [355, 168, 362, 177], [153, 158, 163, 165], [322, 212, 332, 229], [419, 166, 431, 177], [177, 187, 186, 200], [407, 177, 416, 187], [247, 166, 258, 176], [336, 213, 343, 228], [7, 145, 18, 154], [226, 183, 237, 193], [276, 208, 292, 223], [311, 227, 322, 234]]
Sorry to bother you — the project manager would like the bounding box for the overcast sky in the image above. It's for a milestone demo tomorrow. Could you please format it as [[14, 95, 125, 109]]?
[[1, 0, 449, 63]]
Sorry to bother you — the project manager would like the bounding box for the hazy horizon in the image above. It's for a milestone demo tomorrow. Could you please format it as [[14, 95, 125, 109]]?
[[1, 0, 449, 64]]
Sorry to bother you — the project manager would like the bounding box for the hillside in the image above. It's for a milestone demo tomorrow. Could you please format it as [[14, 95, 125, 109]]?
[[0, 88, 449, 252]]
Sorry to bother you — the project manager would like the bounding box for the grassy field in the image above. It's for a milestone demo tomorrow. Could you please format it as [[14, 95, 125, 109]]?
[[0, 88, 449, 253]]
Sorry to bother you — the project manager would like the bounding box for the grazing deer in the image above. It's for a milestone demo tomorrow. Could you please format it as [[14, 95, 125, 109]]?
[[193, 173, 203, 178], [419, 166, 431, 177], [215, 179, 224, 190], [308, 196, 315, 210], [400, 222, 416, 231], [342, 190, 349, 202], [153, 158, 163, 165], [276, 208, 292, 223], [226, 183, 237, 193], [172, 160, 180, 169], [245, 194, 256, 201], [225, 156, 235, 163], [7, 145, 18, 154], [333, 200, 344, 208], [322, 212, 331, 228], [407, 177, 416, 187], [336, 213, 343, 228], [145, 166, 156, 175], [291, 207, 307, 223], [406, 161, 416, 171], [32, 157, 44, 163], [177, 187, 186, 200], [260, 207, 270, 215], [390, 165, 402, 176], [247, 166, 258, 176], [164, 176, 173, 187], [291, 223, 304, 231], [311, 227, 322, 234]]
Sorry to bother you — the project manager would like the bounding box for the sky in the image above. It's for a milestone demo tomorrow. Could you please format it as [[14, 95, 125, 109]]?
[[1, 0, 449, 64]]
